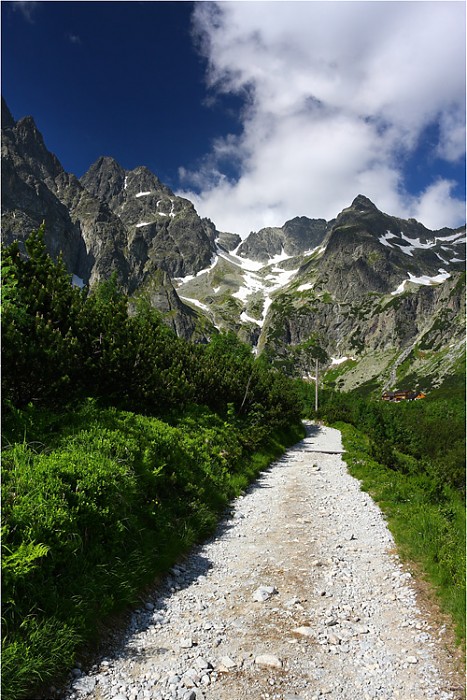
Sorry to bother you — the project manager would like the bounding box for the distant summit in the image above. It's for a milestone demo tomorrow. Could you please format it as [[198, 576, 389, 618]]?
[[350, 194, 379, 212]]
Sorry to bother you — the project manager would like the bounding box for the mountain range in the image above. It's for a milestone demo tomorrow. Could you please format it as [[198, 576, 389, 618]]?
[[2, 97, 465, 394]]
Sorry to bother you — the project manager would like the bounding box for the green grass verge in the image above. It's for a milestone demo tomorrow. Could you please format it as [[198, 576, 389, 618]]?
[[334, 420, 466, 644], [2, 401, 304, 700]]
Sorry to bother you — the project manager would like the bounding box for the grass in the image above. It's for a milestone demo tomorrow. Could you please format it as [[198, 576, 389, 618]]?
[[334, 420, 466, 645], [2, 401, 304, 700]]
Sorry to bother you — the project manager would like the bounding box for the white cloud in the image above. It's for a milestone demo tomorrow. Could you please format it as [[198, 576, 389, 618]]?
[[12, 1, 39, 23], [409, 180, 466, 231], [436, 107, 466, 163], [179, 1, 465, 235]]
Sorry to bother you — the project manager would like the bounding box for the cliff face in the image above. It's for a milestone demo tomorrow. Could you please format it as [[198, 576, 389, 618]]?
[[1, 100, 213, 340], [80, 157, 217, 283], [236, 217, 328, 262], [1, 100, 131, 288], [2, 99, 465, 391]]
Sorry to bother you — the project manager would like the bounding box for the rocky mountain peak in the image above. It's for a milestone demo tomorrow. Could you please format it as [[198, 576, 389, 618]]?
[[80, 154, 218, 280], [124, 166, 173, 203], [80, 159, 174, 209], [350, 194, 378, 212], [1, 97, 15, 129], [237, 216, 329, 262], [8, 113, 64, 184], [80, 156, 127, 204]]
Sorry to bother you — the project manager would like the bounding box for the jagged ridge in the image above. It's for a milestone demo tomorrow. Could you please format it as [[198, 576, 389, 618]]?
[[1, 97, 465, 392]]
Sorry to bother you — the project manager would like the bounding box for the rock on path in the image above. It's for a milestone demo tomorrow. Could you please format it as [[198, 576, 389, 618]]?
[[63, 424, 462, 700]]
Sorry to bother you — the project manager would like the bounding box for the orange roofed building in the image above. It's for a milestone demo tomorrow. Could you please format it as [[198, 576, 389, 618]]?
[[381, 390, 426, 402]]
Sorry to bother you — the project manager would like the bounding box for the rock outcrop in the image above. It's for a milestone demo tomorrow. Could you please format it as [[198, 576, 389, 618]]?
[[80, 157, 217, 282], [236, 217, 328, 262]]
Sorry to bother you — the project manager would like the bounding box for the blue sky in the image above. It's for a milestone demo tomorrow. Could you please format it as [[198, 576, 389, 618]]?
[[2, 1, 466, 236], [2, 2, 243, 185]]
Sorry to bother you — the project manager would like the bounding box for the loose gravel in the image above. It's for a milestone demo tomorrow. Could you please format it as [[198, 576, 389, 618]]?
[[62, 424, 463, 700]]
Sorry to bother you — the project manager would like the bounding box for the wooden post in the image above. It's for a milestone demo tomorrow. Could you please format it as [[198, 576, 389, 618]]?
[[315, 358, 319, 413]]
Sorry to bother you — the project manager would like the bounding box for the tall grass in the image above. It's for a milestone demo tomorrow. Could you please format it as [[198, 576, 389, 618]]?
[[336, 421, 466, 643]]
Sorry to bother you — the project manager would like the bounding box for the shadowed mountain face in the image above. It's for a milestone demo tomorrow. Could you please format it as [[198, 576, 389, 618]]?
[[2, 98, 465, 391], [80, 156, 217, 281]]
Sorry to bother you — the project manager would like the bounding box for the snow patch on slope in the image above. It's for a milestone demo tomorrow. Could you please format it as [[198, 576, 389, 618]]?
[[218, 248, 264, 272], [240, 311, 261, 326], [378, 231, 399, 248], [435, 231, 465, 243], [179, 296, 210, 313], [268, 248, 293, 265], [379, 228, 466, 258], [173, 254, 219, 286], [232, 270, 265, 301], [331, 356, 356, 366], [391, 269, 451, 295]]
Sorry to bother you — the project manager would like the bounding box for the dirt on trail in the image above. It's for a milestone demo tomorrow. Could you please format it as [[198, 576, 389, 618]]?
[[64, 423, 464, 700]]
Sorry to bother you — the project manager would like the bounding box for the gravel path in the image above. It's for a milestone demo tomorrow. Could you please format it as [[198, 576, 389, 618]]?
[[64, 424, 463, 700]]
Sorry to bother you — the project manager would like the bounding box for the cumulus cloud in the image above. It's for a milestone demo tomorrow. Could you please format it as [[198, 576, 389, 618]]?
[[178, 1, 465, 235], [409, 180, 466, 231]]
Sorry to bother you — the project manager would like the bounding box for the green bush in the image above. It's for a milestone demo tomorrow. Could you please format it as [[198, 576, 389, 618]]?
[[2, 401, 303, 700], [316, 381, 465, 496]]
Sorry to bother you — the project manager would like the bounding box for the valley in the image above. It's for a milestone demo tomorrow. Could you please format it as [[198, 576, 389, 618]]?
[[1, 98, 465, 700]]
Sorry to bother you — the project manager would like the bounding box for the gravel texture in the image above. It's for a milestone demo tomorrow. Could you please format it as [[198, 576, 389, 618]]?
[[62, 424, 463, 700]]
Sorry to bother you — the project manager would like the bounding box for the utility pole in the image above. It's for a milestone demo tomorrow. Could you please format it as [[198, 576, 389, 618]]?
[[315, 358, 319, 413]]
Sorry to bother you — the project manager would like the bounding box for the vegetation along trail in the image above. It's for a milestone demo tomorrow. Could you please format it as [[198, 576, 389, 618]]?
[[64, 424, 462, 700]]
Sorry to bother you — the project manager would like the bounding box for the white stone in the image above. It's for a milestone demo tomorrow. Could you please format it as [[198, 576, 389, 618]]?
[[252, 585, 278, 602], [217, 656, 236, 669], [194, 657, 212, 670], [183, 691, 197, 700], [179, 637, 193, 649], [325, 617, 338, 627], [293, 626, 314, 637], [255, 654, 283, 669], [73, 677, 97, 693]]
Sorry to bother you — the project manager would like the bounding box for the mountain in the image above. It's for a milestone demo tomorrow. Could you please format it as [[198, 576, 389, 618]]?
[[2, 98, 465, 393], [1, 99, 211, 340], [80, 156, 218, 283], [236, 216, 328, 262], [172, 195, 465, 390], [259, 197, 465, 392]]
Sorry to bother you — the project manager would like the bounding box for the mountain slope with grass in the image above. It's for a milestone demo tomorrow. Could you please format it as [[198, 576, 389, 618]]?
[[173, 196, 465, 392]]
